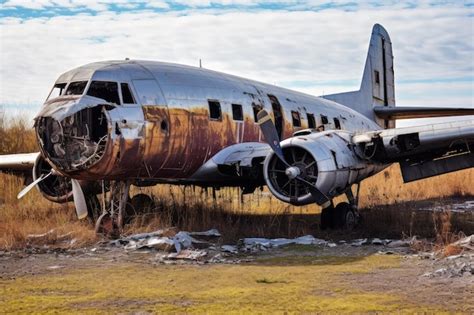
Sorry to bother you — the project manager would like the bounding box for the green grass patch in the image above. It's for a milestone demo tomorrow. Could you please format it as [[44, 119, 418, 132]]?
[[0, 254, 444, 313]]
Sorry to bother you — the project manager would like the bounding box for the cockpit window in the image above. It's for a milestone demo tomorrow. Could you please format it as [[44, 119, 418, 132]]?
[[48, 83, 66, 100], [65, 81, 88, 96], [121, 83, 135, 104], [87, 81, 120, 105]]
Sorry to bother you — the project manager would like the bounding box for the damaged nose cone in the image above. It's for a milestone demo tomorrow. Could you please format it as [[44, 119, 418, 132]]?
[[36, 105, 109, 172]]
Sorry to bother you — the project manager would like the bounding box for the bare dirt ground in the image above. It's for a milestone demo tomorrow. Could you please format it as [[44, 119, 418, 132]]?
[[1, 239, 473, 313]]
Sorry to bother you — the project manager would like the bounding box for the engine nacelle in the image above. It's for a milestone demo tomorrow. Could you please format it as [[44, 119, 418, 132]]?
[[33, 155, 73, 203], [263, 131, 386, 205]]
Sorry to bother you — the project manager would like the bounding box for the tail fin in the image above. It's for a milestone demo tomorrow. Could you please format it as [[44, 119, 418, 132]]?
[[323, 24, 395, 128]]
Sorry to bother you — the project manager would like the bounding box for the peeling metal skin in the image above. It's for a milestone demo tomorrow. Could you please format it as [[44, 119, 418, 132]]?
[[34, 60, 382, 185]]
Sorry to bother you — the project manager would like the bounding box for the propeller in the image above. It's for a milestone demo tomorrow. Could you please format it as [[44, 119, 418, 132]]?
[[17, 170, 88, 220], [17, 172, 52, 200], [257, 109, 330, 206], [71, 179, 88, 220]]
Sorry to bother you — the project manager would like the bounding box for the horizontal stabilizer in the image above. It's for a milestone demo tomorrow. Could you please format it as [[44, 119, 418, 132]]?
[[400, 152, 474, 182], [374, 106, 474, 120]]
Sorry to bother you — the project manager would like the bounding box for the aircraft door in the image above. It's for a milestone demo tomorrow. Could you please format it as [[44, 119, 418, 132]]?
[[133, 79, 172, 177]]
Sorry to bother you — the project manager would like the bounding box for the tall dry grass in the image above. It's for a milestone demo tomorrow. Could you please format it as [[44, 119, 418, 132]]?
[[0, 117, 473, 249]]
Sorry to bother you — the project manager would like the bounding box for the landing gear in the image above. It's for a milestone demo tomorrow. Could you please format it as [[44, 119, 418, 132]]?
[[124, 193, 156, 224], [320, 184, 361, 230], [94, 180, 131, 238], [320, 203, 334, 230], [130, 193, 156, 214], [334, 202, 357, 230]]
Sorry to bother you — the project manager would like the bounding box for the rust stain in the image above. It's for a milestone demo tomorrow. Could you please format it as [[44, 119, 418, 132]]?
[[68, 102, 298, 180]]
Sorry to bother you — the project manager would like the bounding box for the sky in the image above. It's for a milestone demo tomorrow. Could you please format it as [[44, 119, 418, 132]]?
[[0, 0, 473, 125]]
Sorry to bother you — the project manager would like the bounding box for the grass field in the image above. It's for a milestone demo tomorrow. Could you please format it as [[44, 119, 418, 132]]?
[[0, 117, 473, 249], [2, 246, 472, 313]]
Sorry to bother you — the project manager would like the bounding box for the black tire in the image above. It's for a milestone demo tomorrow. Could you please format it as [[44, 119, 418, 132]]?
[[320, 206, 333, 230], [334, 202, 357, 230], [130, 193, 156, 214]]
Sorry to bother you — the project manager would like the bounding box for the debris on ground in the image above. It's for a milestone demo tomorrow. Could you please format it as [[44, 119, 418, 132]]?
[[350, 238, 392, 247], [423, 200, 474, 213], [240, 235, 331, 252], [89, 229, 474, 274], [109, 231, 343, 263], [110, 228, 219, 252], [420, 235, 474, 278], [451, 235, 474, 251]]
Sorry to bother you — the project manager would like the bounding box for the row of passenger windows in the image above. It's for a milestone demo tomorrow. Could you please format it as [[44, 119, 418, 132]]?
[[208, 100, 341, 129], [49, 81, 136, 105]]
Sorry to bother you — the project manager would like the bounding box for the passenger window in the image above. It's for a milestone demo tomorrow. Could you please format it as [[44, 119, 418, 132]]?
[[208, 100, 222, 120], [232, 104, 243, 121], [252, 104, 262, 122], [121, 83, 135, 104], [65, 81, 88, 96], [307, 113, 316, 129], [291, 111, 301, 127], [87, 81, 120, 105], [48, 83, 66, 100], [321, 115, 328, 124], [334, 118, 341, 129]]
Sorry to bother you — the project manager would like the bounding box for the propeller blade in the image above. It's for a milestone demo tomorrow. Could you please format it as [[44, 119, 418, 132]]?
[[257, 109, 330, 206], [17, 172, 52, 199], [294, 176, 330, 206], [71, 179, 88, 220], [257, 110, 290, 167]]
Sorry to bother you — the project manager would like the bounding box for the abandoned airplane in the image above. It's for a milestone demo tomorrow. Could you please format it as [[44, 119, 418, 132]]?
[[1, 24, 473, 234]]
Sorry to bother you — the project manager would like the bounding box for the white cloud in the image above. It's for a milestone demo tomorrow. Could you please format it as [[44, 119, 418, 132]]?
[[0, 4, 472, 110]]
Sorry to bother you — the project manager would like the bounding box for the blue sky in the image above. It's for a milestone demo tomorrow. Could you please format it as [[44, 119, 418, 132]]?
[[0, 0, 473, 123]]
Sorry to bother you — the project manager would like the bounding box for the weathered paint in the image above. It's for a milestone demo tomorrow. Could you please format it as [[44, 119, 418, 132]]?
[[34, 59, 383, 183]]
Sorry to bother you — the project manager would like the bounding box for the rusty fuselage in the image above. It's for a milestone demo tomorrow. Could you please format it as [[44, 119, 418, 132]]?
[[35, 60, 381, 185]]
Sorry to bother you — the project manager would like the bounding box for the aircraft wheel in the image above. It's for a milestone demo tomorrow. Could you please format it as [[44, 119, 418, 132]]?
[[334, 202, 357, 230], [131, 193, 156, 214], [320, 205, 334, 230], [95, 212, 119, 238]]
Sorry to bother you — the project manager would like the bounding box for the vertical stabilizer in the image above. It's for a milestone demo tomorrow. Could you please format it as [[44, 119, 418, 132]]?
[[323, 24, 395, 128]]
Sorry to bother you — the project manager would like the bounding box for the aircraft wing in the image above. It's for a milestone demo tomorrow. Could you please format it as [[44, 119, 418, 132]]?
[[0, 152, 39, 176], [373, 106, 474, 120], [353, 119, 474, 182]]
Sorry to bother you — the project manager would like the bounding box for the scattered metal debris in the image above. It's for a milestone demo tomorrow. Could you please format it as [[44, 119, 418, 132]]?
[[240, 235, 330, 252], [110, 228, 219, 255], [420, 235, 474, 278], [421, 201, 474, 213]]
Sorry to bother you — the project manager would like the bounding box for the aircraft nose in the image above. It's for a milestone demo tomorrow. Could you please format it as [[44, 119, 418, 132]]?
[[36, 105, 109, 172]]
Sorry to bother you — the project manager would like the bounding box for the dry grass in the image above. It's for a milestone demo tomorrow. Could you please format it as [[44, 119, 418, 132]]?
[[0, 118, 473, 249]]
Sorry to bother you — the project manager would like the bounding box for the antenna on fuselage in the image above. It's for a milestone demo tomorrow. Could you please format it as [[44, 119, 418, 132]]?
[[199, 59, 202, 68]]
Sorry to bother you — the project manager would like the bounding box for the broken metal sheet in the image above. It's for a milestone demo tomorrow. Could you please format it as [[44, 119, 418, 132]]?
[[452, 235, 474, 251], [124, 228, 173, 241], [221, 245, 238, 254], [188, 228, 221, 237], [241, 235, 329, 251], [162, 249, 208, 261], [350, 238, 369, 246], [35, 95, 114, 121], [113, 229, 219, 253]]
